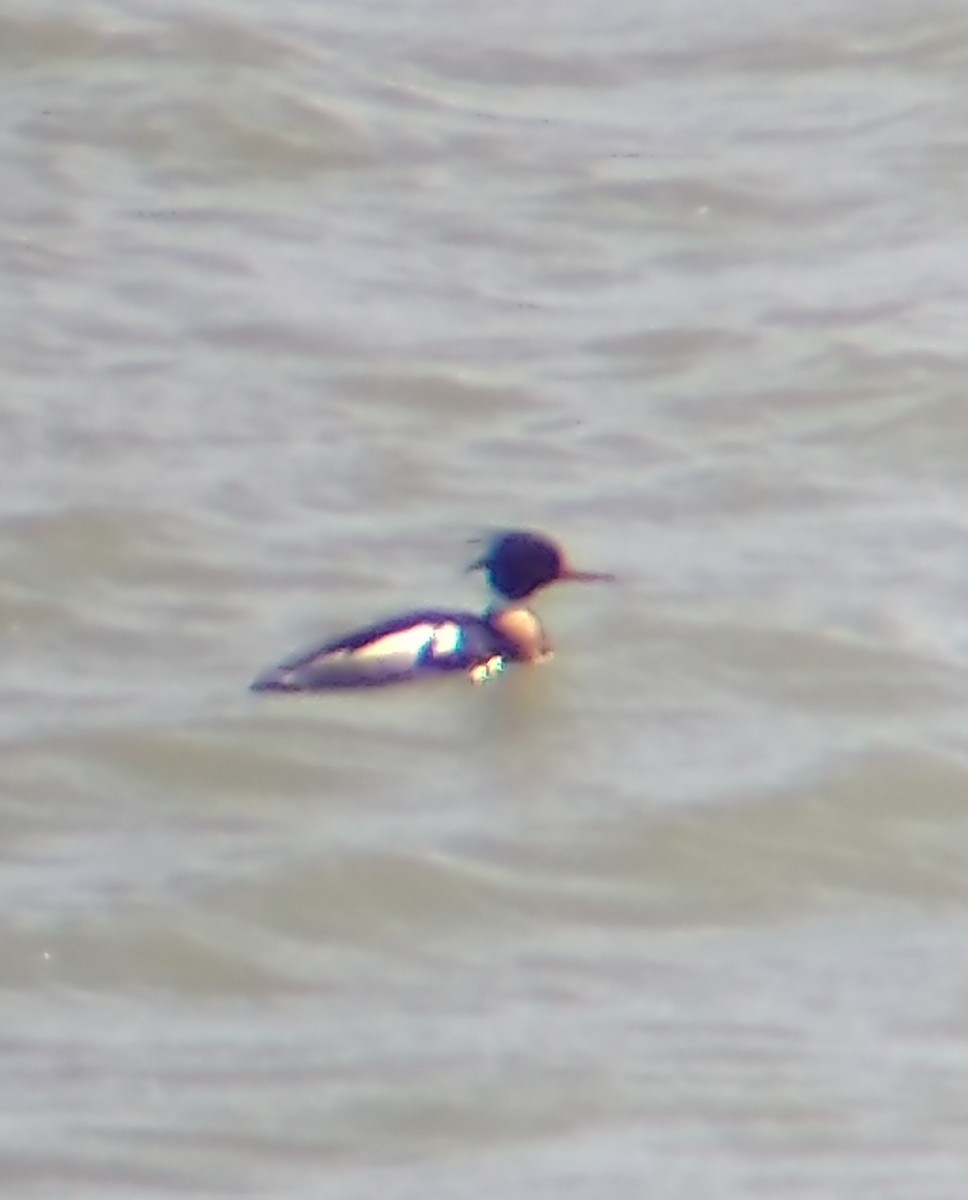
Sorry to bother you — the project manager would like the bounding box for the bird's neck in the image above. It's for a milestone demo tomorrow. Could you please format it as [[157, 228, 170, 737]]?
[[486, 604, 550, 663]]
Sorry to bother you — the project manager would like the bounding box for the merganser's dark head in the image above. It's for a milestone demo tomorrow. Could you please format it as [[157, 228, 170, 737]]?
[[468, 530, 614, 602]]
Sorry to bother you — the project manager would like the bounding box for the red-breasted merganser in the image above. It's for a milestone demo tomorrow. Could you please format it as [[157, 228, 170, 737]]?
[[250, 530, 613, 692]]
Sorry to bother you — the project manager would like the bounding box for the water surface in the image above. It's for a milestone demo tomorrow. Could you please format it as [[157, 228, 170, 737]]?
[[3, 0, 968, 1195]]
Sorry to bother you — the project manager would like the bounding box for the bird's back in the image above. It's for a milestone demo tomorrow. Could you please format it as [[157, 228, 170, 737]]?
[[250, 608, 505, 691]]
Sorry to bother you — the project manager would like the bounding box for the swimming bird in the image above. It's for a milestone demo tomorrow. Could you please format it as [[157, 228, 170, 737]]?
[[250, 529, 613, 692]]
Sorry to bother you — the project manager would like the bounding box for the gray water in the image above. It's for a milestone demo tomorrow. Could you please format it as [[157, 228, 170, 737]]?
[[4, 0, 968, 1195]]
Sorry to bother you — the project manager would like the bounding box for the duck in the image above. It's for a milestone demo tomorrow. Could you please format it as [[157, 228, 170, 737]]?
[[250, 529, 613, 692]]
